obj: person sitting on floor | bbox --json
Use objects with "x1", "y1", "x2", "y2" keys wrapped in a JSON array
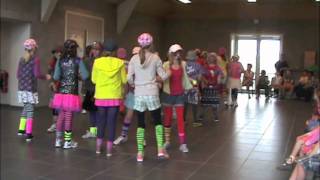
[
  {"x1": 278, "y1": 88, "x2": 320, "y2": 172},
  {"x1": 289, "y1": 143, "x2": 319, "y2": 180},
  {"x1": 256, "y1": 70, "x2": 270, "y2": 99},
  {"x1": 294, "y1": 70, "x2": 314, "y2": 101}
]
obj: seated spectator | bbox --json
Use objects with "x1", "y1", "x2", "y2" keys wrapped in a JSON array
[
  {"x1": 289, "y1": 143, "x2": 319, "y2": 180},
  {"x1": 278, "y1": 88, "x2": 320, "y2": 172},
  {"x1": 294, "y1": 70, "x2": 314, "y2": 101},
  {"x1": 271, "y1": 72, "x2": 283, "y2": 98},
  {"x1": 242, "y1": 64, "x2": 254, "y2": 98},
  {"x1": 279, "y1": 126, "x2": 319, "y2": 169},
  {"x1": 280, "y1": 69, "x2": 294, "y2": 98},
  {"x1": 256, "y1": 70, "x2": 270, "y2": 99}
]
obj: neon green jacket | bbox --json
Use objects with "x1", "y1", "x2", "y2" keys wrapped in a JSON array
[{"x1": 92, "y1": 56, "x2": 127, "y2": 99}]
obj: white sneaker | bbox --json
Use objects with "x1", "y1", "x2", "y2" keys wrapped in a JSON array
[
  {"x1": 63, "y1": 141, "x2": 78, "y2": 149},
  {"x1": 47, "y1": 123, "x2": 56, "y2": 133},
  {"x1": 81, "y1": 110, "x2": 87, "y2": 114},
  {"x1": 113, "y1": 136, "x2": 128, "y2": 145},
  {"x1": 106, "y1": 153, "x2": 112, "y2": 157},
  {"x1": 179, "y1": 144, "x2": 189, "y2": 153},
  {"x1": 136, "y1": 153, "x2": 144, "y2": 162},
  {"x1": 233, "y1": 102, "x2": 238, "y2": 108},
  {"x1": 82, "y1": 130, "x2": 96, "y2": 139},
  {"x1": 224, "y1": 101, "x2": 233, "y2": 106},
  {"x1": 55, "y1": 139, "x2": 63, "y2": 148}
]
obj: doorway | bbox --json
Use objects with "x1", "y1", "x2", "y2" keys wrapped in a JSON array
[
  {"x1": 0, "y1": 20, "x2": 31, "y2": 106},
  {"x1": 231, "y1": 34, "x2": 282, "y2": 79}
]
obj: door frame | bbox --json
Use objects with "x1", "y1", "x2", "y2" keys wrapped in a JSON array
[{"x1": 231, "y1": 33, "x2": 283, "y2": 83}]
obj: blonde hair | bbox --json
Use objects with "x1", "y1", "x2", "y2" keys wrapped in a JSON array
[
  {"x1": 168, "y1": 52, "x2": 182, "y2": 66},
  {"x1": 207, "y1": 52, "x2": 218, "y2": 64},
  {"x1": 139, "y1": 45, "x2": 154, "y2": 65}
]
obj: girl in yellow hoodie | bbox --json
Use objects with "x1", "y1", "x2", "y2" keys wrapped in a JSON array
[{"x1": 92, "y1": 40, "x2": 127, "y2": 156}]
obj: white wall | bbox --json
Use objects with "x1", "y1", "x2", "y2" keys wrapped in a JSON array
[{"x1": 0, "y1": 20, "x2": 31, "y2": 106}]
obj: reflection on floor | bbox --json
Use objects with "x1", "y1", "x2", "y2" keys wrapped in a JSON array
[{"x1": 1, "y1": 95, "x2": 313, "y2": 180}]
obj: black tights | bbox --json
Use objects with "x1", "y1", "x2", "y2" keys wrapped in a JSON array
[
  {"x1": 136, "y1": 108, "x2": 162, "y2": 128},
  {"x1": 231, "y1": 88, "x2": 238, "y2": 101}
]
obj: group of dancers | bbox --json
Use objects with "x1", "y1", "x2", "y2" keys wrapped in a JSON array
[{"x1": 17, "y1": 33, "x2": 247, "y2": 162}]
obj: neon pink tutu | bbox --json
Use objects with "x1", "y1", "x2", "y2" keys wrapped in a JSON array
[
  {"x1": 95, "y1": 99, "x2": 122, "y2": 107},
  {"x1": 52, "y1": 93, "x2": 82, "y2": 112}
]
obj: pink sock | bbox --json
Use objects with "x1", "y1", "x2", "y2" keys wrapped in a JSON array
[
  {"x1": 96, "y1": 138, "x2": 103, "y2": 151},
  {"x1": 26, "y1": 119, "x2": 33, "y2": 134},
  {"x1": 179, "y1": 133, "x2": 185, "y2": 144},
  {"x1": 106, "y1": 141, "x2": 113, "y2": 154}
]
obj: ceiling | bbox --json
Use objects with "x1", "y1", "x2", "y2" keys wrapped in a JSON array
[
  {"x1": 133, "y1": 0, "x2": 319, "y2": 19},
  {"x1": 104, "y1": 0, "x2": 319, "y2": 19}
]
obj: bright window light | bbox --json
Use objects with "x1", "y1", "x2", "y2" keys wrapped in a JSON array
[
  {"x1": 247, "y1": 0, "x2": 257, "y2": 2},
  {"x1": 316, "y1": 0, "x2": 320, "y2": 2},
  {"x1": 177, "y1": 0, "x2": 192, "y2": 4}
]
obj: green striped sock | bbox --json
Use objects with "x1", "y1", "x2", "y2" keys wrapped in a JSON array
[
  {"x1": 90, "y1": 127, "x2": 97, "y2": 136},
  {"x1": 136, "y1": 128, "x2": 145, "y2": 153},
  {"x1": 155, "y1": 125, "x2": 164, "y2": 149},
  {"x1": 18, "y1": 117, "x2": 27, "y2": 131},
  {"x1": 64, "y1": 131, "x2": 72, "y2": 142}
]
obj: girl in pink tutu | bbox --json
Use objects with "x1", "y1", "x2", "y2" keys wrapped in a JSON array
[{"x1": 52, "y1": 39, "x2": 89, "y2": 149}]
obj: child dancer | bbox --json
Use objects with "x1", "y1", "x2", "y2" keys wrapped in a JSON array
[
  {"x1": 82, "y1": 42, "x2": 103, "y2": 139},
  {"x1": 92, "y1": 40, "x2": 127, "y2": 156},
  {"x1": 226, "y1": 55, "x2": 244, "y2": 107},
  {"x1": 162, "y1": 44, "x2": 192, "y2": 153},
  {"x1": 242, "y1": 64, "x2": 254, "y2": 99},
  {"x1": 184, "y1": 50, "x2": 205, "y2": 127},
  {"x1": 17, "y1": 39, "x2": 50, "y2": 142},
  {"x1": 217, "y1": 47, "x2": 229, "y2": 95},
  {"x1": 199, "y1": 52, "x2": 223, "y2": 122},
  {"x1": 128, "y1": 33, "x2": 169, "y2": 162},
  {"x1": 114, "y1": 47, "x2": 141, "y2": 145},
  {"x1": 47, "y1": 47, "x2": 62, "y2": 133},
  {"x1": 52, "y1": 39, "x2": 89, "y2": 149}
]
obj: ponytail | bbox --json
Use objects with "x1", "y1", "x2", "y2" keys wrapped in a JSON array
[{"x1": 139, "y1": 47, "x2": 146, "y2": 65}]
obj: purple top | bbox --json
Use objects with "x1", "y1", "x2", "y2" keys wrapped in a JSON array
[
  {"x1": 186, "y1": 61, "x2": 205, "y2": 80},
  {"x1": 17, "y1": 57, "x2": 46, "y2": 92}
]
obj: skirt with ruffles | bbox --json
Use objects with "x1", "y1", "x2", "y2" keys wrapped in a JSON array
[{"x1": 52, "y1": 93, "x2": 82, "y2": 112}]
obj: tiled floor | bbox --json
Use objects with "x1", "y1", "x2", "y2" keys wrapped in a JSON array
[{"x1": 1, "y1": 95, "x2": 313, "y2": 180}]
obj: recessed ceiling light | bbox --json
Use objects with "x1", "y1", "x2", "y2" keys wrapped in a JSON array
[
  {"x1": 247, "y1": 0, "x2": 257, "y2": 2},
  {"x1": 177, "y1": 0, "x2": 192, "y2": 4}
]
